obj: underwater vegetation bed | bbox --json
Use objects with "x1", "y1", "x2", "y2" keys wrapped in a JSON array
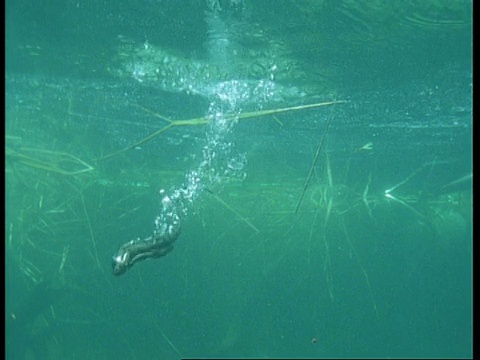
[{"x1": 6, "y1": 77, "x2": 471, "y2": 358}]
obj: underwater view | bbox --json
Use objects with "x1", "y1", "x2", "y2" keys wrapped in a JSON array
[{"x1": 5, "y1": 0, "x2": 472, "y2": 359}]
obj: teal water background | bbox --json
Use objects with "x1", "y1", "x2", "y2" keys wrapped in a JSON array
[{"x1": 6, "y1": 1, "x2": 472, "y2": 359}]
